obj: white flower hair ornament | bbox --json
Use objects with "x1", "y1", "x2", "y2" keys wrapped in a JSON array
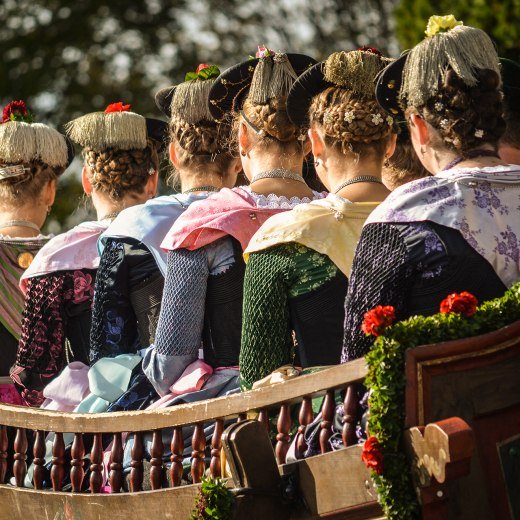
[
  {"x1": 386, "y1": 115, "x2": 394, "y2": 126},
  {"x1": 474, "y1": 129, "x2": 484, "y2": 138},
  {"x1": 323, "y1": 111, "x2": 335, "y2": 125},
  {"x1": 371, "y1": 113, "x2": 384, "y2": 125},
  {"x1": 344, "y1": 111, "x2": 355, "y2": 123}
]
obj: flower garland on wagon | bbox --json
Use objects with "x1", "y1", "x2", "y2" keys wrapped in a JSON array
[{"x1": 361, "y1": 283, "x2": 520, "y2": 519}]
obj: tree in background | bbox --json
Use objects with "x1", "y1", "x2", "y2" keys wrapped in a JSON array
[
  {"x1": 394, "y1": 0, "x2": 520, "y2": 59},
  {"x1": 0, "y1": 0, "x2": 397, "y2": 231}
]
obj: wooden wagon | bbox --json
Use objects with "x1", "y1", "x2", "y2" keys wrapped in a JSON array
[{"x1": 1, "y1": 319, "x2": 519, "y2": 519}]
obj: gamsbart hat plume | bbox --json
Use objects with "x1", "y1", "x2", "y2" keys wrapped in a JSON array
[
  {"x1": 66, "y1": 102, "x2": 168, "y2": 153},
  {"x1": 0, "y1": 100, "x2": 74, "y2": 180},
  {"x1": 376, "y1": 15, "x2": 500, "y2": 116},
  {"x1": 287, "y1": 47, "x2": 390, "y2": 128},
  {"x1": 208, "y1": 46, "x2": 317, "y2": 122},
  {"x1": 155, "y1": 64, "x2": 222, "y2": 124}
]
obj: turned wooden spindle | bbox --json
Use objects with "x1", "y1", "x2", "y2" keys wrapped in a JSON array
[
  {"x1": 150, "y1": 429, "x2": 164, "y2": 490},
  {"x1": 276, "y1": 403, "x2": 292, "y2": 464},
  {"x1": 32, "y1": 430, "x2": 46, "y2": 490},
  {"x1": 191, "y1": 423, "x2": 206, "y2": 484},
  {"x1": 89, "y1": 432, "x2": 103, "y2": 493},
  {"x1": 129, "y1": 431, "x2": 144, "y2": 492},
  {"x1": 257, "y1": 408, "x2": 270, "y2": 432},
  {"x1": 210, "y1": 419, "x2": 224, "y2": 478},
  {"x1": 170, "y1": 427, "x2": 184, "y2": 487},
  {"x1": 51, "y1": 432, "x2": 66, "y2": 491},
  {"x1": 319, "y1": 389, "x2": 335, "y2": 454},
  {"x1": 13, "y1": 428, "x2": 28, "y2": 487},
  {"x1": 0, "y1": 425, "x2": 8, "y2": 484},
  {"x1": 70, "y1": 433, "x2": 85, "y2": 492},
  {"x1": 109, "y1": 432, "x2": 124, "y2": 493},
  {"x1": 296, "y1": 396, "x2": 314, "y2": 457},
  {"x1": 342, "y1": 384, "x2": 359, "y2": 447}
]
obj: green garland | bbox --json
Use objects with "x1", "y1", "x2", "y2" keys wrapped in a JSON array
[
  {"x1": 364, "y1": 283, "x2": 520, "y2": 519},
  {"x1": 190, "y1": 477, "x2": 234, "y2": 520}
]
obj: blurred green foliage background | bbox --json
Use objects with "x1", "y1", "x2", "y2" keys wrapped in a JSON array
[{"x1": 0, "y1": 0, "x2": 518, "y2": 232}]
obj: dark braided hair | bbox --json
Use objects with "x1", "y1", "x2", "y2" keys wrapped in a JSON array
[{"x1": 416, "y1": 68, "x2": 506, "y2": 154}]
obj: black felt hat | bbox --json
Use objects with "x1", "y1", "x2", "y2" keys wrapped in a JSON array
[
  {"x1": 501, "y1": 57, "x2": 520, "y2": 111},
  {"x1": 374, "y1": 52, "x2": 408, "y2": 118},
  {"x1": 145, "y1": 118, "x2": 169, "y2": 152},
  {"x1": 286, "y1": 62, "x2": 331, "y2": 128},
  {"x1": 207, "y1": 52, "x2": 317, "y2": 122},
  {"x1": 155, "y1": 86, "x2": 176, "y2": 118}
]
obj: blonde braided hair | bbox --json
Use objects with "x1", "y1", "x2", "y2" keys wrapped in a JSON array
[{"x1": 310, "y1": 87, "x2": 396, "y2": 154}]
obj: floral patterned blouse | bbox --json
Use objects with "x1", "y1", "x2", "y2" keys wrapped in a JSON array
[
  {"x1": 240, "y1": 243, "x2": 348, "y2": 389},
  {"x1": 11, "y1": 269, "x2": 96, "y2": 406}
]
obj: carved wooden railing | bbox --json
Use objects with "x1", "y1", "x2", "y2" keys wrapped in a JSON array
[{"x1": 0, "y1": 359, "x2": 367, "y2": 496}]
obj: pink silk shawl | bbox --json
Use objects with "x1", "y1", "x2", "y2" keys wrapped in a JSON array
[
  {"x1": 161, "y1": 187, "x2": 295, "y2": 251},
  {"x1": 19, "y1": 220, "x2": 109, "y2": 294}
]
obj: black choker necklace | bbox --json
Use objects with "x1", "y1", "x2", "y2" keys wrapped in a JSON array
[{"x1": 442, "y1": 149, "x2": 500, "y2": 171}]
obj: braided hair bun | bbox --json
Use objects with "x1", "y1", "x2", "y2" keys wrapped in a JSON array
[
  {"x1": 418, "y1": 68, "x2": 506, "y2": 153},
  {"x1": 310, "y1": 87, "x2": 396, "y2": 154},
  {"x1": 84, "y1": 138, "x2": 159, "y2": 200}
]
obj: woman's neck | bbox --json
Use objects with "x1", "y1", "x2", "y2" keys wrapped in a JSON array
[
  {"x1": 431, "y1": 145, "x2": 507, "y2": 174},
  {"x1": 179, "y1": 169, "x2": 224, "y2": 193},
  {"x1": 0, "y1": 202, "x2": 47, "y2": 237},
  {"x1": 245, "y1": 151, "x2": 314, "y2": 198},
  {"x1": 328, "y1": 156, "x2": 390, "y2": 202},
  {"x1": 91, "y1": 191, "x2": 145, "y2": 221}
]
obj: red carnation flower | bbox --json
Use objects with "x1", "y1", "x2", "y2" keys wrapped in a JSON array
[
  {"x1": 361, "y1": 305, "x2": 396, "y2": 336},
  {"x1": 357, "y1": 46, "x2": 383, "y2": 57},
  {"x1": 2, "y1": 100, "x2": 30, "y2": 123},
  {"x1": 361, "y1": 436, "x2": 384, "y2": 475},
  {"x1": 196, "y1": 63, "x2": 210, "y2": 73},
  {"x1": 440, "y1": 291, "x2": 478, "y2": 318},
  {"x1": 105, "y1": 102, "x2": 131, "y2": 113}
]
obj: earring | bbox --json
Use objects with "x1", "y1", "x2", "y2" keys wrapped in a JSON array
[
  {"x1": 314, "y1": 159, "x2": 321, "y2": 167},
  {"x1": 420, "y1": 145, "x2": 426, "y2": 155},
  {"x1": 47, "y1": 206, "x2": 51, "y2": 215},
  {"x1": 240, "y1": 150, "x2": 246, "y2": 157}
]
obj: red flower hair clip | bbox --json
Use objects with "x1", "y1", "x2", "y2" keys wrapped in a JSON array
[
  {"x1": 105, "y1": 102, "x2": 131, "y2": 113},
  {"x1": 2, "y1": 100, "x2": 34, "y2": 124},
  {"x1": 361, "y1": 305, "x2": 396, "y2": 336},
  {"x1": 440, "y1": 291, "x2": 478, "y2": 318},
  {"x1": 357, "y1": 46, "x2": 383, "y2": 57},
  {"x1": 362, "y1": 436, "x2": 384, "y2": 475}
]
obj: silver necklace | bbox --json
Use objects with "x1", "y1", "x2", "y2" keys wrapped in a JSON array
[
  {"x1": 182, "y1": 186, "x2": 220, "y2": 194},
  {"x1": 251, "y1": 169, "x2": 306, "y2": 184},
  {"x1": 333, "y1": 175, "x2": 383, "y2": 194},
  {"x1": 0, "y1": 220, "x2": 40, "y2": 232}
]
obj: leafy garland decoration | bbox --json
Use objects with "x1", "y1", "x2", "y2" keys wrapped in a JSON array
[
  {"x1": 185, "y1": 64, "x2": 221, "y2": 82},
  {"x1": 362, "y1": 283, "x2": 520, "y2": 519},
  {"x1": 190, "y1": 476, "x2": 234, "y2": 520}
]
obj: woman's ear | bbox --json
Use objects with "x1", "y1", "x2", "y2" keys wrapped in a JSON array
[
  {"x1": 81, "y1": 164, "x2": 93, "y2": 195},
  {"x1": 238, "y1": 121, "x2": 251, "y2": 155},
  {"x1": 385, "y1": 133, "x2": 398, "y2": 160},
  {"x1": 169, "y1": 142, "x2": 180, "y2": 170},
  {"x1": 409, "y1": 113, "x2": 430, "y2": 146},
  {"x1": 146, "y1": 170, "x2": 159, "y2": 198},
  {"x1": 308, "y1": 127, "x2": 325, "y2": 160},
  {"x1": 42, "y1": 178, "x2": 57, "y2": 207}
]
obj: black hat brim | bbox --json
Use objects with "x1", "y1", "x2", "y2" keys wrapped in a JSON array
[
  {"x1": 286, "y1": 62, "x2": 333, "y2": 128},
  {"x1": 155, "y1": 86, "x2": 176, "y2": 117},
  {"x1": 500, "y1": 57, "x2": 520, "y2": 111},
  {"x1": 65, "y1": 137, "x2": 75, "y2": 169},
  {"x1": 145, "y1": 118, "x2": 169, "y2": 152},
  {"x1": 208, "y1": 53, "x2": 317, "y2": 122},
  {"x1": 375, "y1": 52, "x2": 408, "y2": 118}
]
